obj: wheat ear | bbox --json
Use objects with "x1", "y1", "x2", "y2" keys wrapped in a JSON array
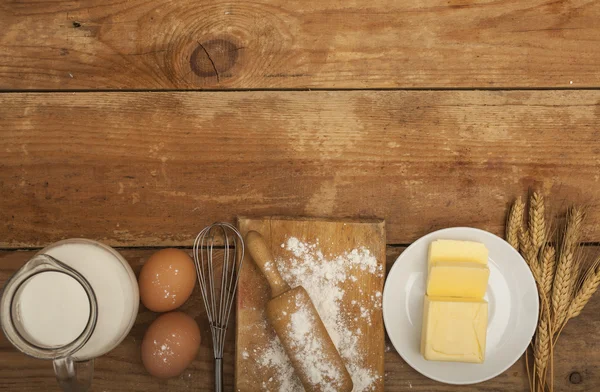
[
  {"x1": 520, "y1": 229, "x2": 542, "y2": 282},
  {"x1": 567, "y1": 258, "x2": 600, "y2": 320},
  {"x1": 529, "y1": 192, "x2": 546, "y2": 252},
  {"x1": 551, "y1": 207, "x2": 584, "y2": 328},
  {"x1": 507, "y1": 197, "x2": 525, "y2": 250},
  {"x1": 534, "y1": 303, "x2": 551, "y2": 388},
  {"x1": 539, "y1": 246, "x2": 556, "y2": 302}
]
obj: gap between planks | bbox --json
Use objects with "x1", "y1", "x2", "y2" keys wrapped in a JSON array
[{"x1": 2, "y1": 87, "x2": 600, "y2": 94}]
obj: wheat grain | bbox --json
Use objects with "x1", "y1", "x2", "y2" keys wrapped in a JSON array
[
  {"x1": 568, "y1": 259, "x2": 600, "y2": 320},
  {"x1": 552, "y1": 207, "x2": 584, "y2": 328},
  {"x1": 507, "y1": 197, "x2": 525, "y2": 251},
  {"x1": 529, "y1": 192, "x2": 546, "y2": 252}
]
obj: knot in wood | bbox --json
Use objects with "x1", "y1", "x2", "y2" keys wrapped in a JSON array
[
  {"x1": 569, "y1": 371, "x2": 582, "y2": 384},
  {"x1": 190, "y1": 39, "x2": 238, "y2": 80}
]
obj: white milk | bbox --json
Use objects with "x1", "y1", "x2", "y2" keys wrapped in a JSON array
[
  {"x1": 17, "y1": 240, "x2": 139, "y2": 361},
  {"x1": 16, "y1": 271, "x2": 90, "y2": 348}
]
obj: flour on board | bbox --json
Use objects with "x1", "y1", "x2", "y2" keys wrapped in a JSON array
[{"x1": 248, "y1": 237, "x2": 383, "y2": 392}]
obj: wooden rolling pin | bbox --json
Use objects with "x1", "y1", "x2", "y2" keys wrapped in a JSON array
[{"x1": 246, "y1": 231, "x2": 353, "y2": 392}]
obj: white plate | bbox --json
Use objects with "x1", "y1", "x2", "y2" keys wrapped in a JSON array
[{"x1": 383, "y1": 227, "x2": 538, "y2": 385}]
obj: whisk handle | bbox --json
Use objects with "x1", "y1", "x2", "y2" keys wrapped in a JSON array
[
  {"x1": 215, "y1": 358, "x2": 223, "y2": 392},
  {"x1": 246, "y1": 231, "x2": 291, "y2": 298}
]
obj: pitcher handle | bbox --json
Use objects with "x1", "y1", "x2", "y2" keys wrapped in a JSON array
[{"x1": 53, "y1": 357, "x2": 94, "y2": 392}]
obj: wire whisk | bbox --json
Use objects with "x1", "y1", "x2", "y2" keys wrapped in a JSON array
[{"x1": 193, "y1": 223, "x2": 244, "y2": 392}]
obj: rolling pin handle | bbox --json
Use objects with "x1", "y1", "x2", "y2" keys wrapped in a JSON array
[{"x1": 245, "y1": 231, "x2": 291, "y2": 298}]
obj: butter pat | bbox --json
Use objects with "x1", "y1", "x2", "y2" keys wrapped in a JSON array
[
  {"x1": 421, "y1": 296, "x2": 488, "y2": 363},
  {"x1": 428, "y1": 239, "x2": 488, "y2": 268},
  {"x1": 427, "y1": 262, "x2": 490, "y2": 299}
]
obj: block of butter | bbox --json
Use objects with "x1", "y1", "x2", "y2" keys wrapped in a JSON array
[
  {"x1": 427, "y1": 262, "x2": 490, "y2": 299},
  {"x1": 428, "y1": 239, "x2": 488, "y2": 268},
  {"x1": 421, "y1": 296, "x2": 488, "y2": 363}
]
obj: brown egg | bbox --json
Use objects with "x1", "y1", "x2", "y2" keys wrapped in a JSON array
[
  {"x1": 141, "y1": 312, "x2": 201, "y2": 378},
  {"x1": 139, "y1": 248, "x2": 196, "y2": 312}
]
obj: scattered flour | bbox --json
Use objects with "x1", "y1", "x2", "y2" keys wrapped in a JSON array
[
  {"x1": 154, "y1": 339, "x2": 175, "y2": 364},
  {"x1": 251, "y1": 237, "x2": 384, "y2": 392},
  {"x1": 258, "y1": 334, "x2": 303, "y2": 391},
  {"x1": 288, "y1": 296, "x2": 343, "y2": 390}
]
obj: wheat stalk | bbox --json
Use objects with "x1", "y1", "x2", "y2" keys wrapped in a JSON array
[
  {"x1": 551, "y1": 207, "x2": 584, "y2": 329},
  {"x1": 529, "y1": 192, "x2": 546, "y2": 252},
  {"x1": 567, "y1": 258, "x2": 600, "y2": 320},
  {"x1": 507, "y1": 197, "x2": 525, "y2": 250},
  {"x1": 530, "y1": 197, "x2": 551, "y2": 389}
]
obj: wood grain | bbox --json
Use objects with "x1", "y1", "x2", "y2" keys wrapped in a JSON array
[
  {"x1": 236, "y1": 217, "x2": 385, "y2": 391},
  {"x1": 1, "y1": 246, "x2": 599, "y2": 391},
  {"x1": 1, "y1": 0, "x2": 599, "y2": 89},
  {"x1": 1, "y1": 90, "x2": 600, "y2": 248}
]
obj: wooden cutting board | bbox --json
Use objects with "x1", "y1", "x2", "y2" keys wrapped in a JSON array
[{"x1": 235, "y1": 217, "x2": 386, "y2": 392}]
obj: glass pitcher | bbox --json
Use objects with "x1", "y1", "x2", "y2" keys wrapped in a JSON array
[{"x1": 0, "y1": 239, "x2": 139, "y2": 391}]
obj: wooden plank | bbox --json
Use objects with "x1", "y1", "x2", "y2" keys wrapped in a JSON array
[
  {"x1": 1, "y1": 90, "x2": 600, "y2": 248},
  {"x1": 1, "y1": 0, "x2": 599, "y2": 89},
  {"x1": 235, "y1": 217, "x2": 386, "y2": 392},
  {"x1": 1, "y1": 246, "x2": 599, "y2": 391}
]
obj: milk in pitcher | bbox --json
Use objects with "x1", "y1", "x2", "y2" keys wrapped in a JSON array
[{"x1": 15, "y1": 239, "x2": 139, "y2": 360}]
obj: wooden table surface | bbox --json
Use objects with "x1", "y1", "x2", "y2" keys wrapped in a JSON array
[{"x1": 1, "y1": 0, "x2": 599, "y2": 391}]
